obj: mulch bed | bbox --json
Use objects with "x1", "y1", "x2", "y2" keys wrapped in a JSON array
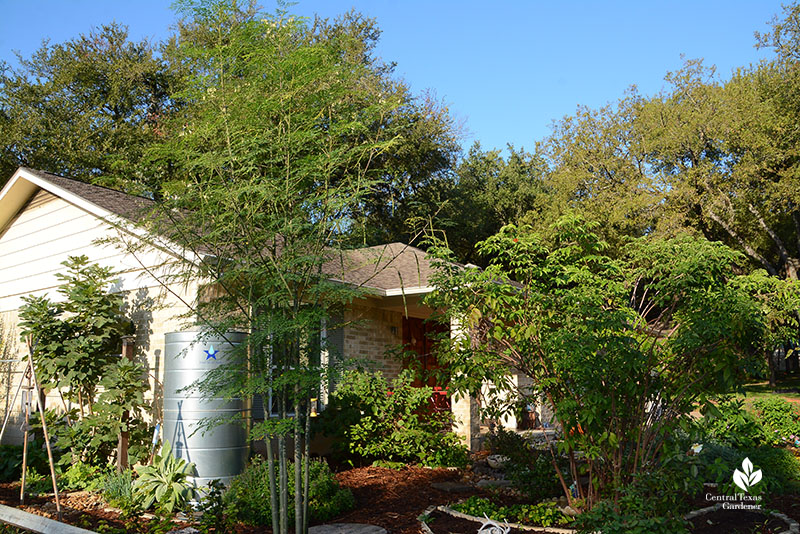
[
  {"x1": 1, "y1": 465, "x2": 481, "y2": 534},
  {"x1": 688, "y1": 509, "x2": 786, "y2": 534},
  {"x1": 3, "y1": 467, "x2": 800, "y2": 534},
  {"x1": 330, "y1": 466, "x2": 481, "y2": 534}
]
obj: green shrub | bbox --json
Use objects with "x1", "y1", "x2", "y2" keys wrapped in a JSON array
[
  {"x1": 225, "y1": 457, "x2": 354, "y2": 526},
  {"x1": 574, "y1": 498, "x2": 688, "y2": 534},
  {"x1": 699, "y1": 396, "x2": 767, "y2": 448},
  {"x1": 573, "y1": 441, "x2": 706, "y2": 534},
  {"x1": 752, "y1": 397, "x2": 800, "y2": 446},
  {"x1": 0, "y1": 445, "x2": 24, "y2": 482},
  {"x1": 101, "y1": 469, "x2": 136, "y2": 508},
  {"x1": 699, "y1": 442, "x2": 800, "y2": 495},
  {"x1": 0, "y1": 442, "x2": 50, "y2": 483},
  {"x1": 451, "y1": 496, "x2": 571, "y2": 527},
  {"x1": 60, "y1": 461, "x2": 109, "y2": 492},
  {"x1": 196, "y1": 480, "x2": 233, "y2": 534},
  {"x1": 486, "y1": 427, "x2": 564, "y2": 502},
  {"x1": 319, "y1": 369, "x2": 469, "y2": 467},
  {"x1": 133, "y1": 441, "x2": 195, "y2": 513},
  {"x1": 22, "y1": 467, "x2": 53, "y2": 497}
]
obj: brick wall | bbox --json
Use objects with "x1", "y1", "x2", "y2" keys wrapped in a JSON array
[{"x1": 343, "y1": 300, "x2": 405, "y2": 379}]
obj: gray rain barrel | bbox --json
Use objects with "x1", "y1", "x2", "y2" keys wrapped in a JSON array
[{"x1": 163, "y1": 331, "x2": 250, "y2": 488}]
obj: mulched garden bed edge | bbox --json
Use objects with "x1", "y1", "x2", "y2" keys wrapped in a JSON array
[
  {"x1": 423, "y1": 505, "x2": 577, "y2": 534},
  {"x1": 685, "y1": 503, "x2": 800, "y2": 534},
  {"x1": 422, "y1": 502, "x2": 800, "y2": 534}
]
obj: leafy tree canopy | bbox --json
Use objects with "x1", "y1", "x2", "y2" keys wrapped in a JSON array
[{"x1": 0, "y1": 24, "x2": 178, "y2": 193}]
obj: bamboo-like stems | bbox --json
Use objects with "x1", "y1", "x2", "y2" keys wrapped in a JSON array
[
  {"x1": 267, "y1": 435, "x2": 279, "y2": 534},
  {"x1": 303, "y1": 400, "x2": 311, "y2": 534},
  {"x1": 294, "y1": 394, "x2": 302, "y2": 534}
]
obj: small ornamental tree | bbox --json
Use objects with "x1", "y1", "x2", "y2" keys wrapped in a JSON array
[
  {"x1": 426, "y1": 215, "x2": 764, "y2": 511},
  {"x1": 19, "y1": 255, "x2": 131, "y2": 417}
]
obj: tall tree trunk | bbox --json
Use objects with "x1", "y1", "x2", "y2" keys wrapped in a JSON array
[
  {"x1": 267, "y1": 435, "x2": 279, "y2": 534},
  {"x1": 279, "y1": 390, "x2": 288, "y2": 534},
  {"x1": 303, "y1": 400, "x2": 311, "y2": 534},
  {"x1": 768, "y1": 348, "x2": 777, "y2": 389},
  {"x1": 294, "y1": 396, "x2": 303, "y2": 534}
]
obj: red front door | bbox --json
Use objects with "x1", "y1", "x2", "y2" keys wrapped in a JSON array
[{"x1": 402, "y1": 316, "x2": 450, "y2": 411}]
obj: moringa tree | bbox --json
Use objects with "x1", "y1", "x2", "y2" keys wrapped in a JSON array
[{"x1": 128, "y1": 1, "x2": 444, "y2": 532}]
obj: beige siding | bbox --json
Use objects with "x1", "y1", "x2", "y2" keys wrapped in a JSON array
[{"x1": 0, "y1": 190, "x2": 196, "y2": 444}]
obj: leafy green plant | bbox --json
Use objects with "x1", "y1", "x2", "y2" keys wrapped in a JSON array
[
  {"x1": 60, "y1": 461, "x2": 109, "y2": 492},
  {"x1": 752, "y1": 397, "x2": 800, "y2": 446},
  {"x1": 19, "y1": 255, "x2": 131, "y2": 417},
  {"x1": 427, "y1": 218, "x2": 766, "y2": 510},
  {"x1": 486, "y1": 427, "x2": 564, "y2": 502},
  {"x1": 451, "y1": 496, "x2": 572, "y2": 527},
  {"x1": 0, "y1": 442, "x2": 50, "y2": 483},
  {"x1": 99, "y1": 468, "x2": 136, "y2": 510},
  {"x1": 573, "y1": 498, "x2": 688, "y2": 534},
  {"x1": 22, "y1": 467, "x2": 52, "y2": 497},
  {"x1": 225, "y1": 457, "x2": 354, "y2": 526},
  {"x1": 195, "y1": 480, "x2": 232, "y2": 534},
  {"x1": 699, "y1": 442, "x2": 800, "y2": 495},
  {"x1": 699, "y1": 396, "x2": 767, "y2": 448},
  {"x1": 133, "y1": 441, "x2": 195, "y2": 513},
  {"x1": 319, "y1": 368, "x2": 469, "y2": 467},
  {"x1": 0, "y1": 445, "x2": 22, "y2": 483}
]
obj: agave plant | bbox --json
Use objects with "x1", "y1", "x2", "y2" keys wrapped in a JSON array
[{"x1": 133, "y1": 440, "x2": 196, "y2": 513}]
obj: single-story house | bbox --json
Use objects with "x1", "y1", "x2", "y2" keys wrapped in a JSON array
[{"x1": 0, "y1": 167, "x2": 534, "y2": 451}]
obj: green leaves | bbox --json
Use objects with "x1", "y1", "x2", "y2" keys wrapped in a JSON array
[
  {"x1": 428, "y1": 214, "x2": 767, "y2": 509},
  {"x1": 0, "y1": 23, "x2": 177, "y2": 192},
  {"x1": 133, "y1": 440, "x2": 196, "y2": 513},
  {"x1": 19, "y1": 255, "x2": 131, "y2": 406}
]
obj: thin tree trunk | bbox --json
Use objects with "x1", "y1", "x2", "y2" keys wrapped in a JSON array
[
  {"x1": 768, "y1": 348, "x2": 777, "y2": 389},
  {"x1": 294, "y1": 396, "x2": 302, "y2": 534},
  {"x1": 266, "y1": 435, "x2": 279, "y2": 534},
  {"x1": 303, "y1": 401, "x2": 311, "y2": 534},
  {"x1": 279, "y1": 390, "x2": 288, "y2": 534}
]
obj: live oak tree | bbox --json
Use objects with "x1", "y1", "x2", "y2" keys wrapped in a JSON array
[{"x1": 0, "y1": 24, "x2": 179, "y2": 193}]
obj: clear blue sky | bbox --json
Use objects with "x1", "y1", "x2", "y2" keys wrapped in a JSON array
[{"x1": 0, "y1": 1, "x2": 786, "y2": 154}]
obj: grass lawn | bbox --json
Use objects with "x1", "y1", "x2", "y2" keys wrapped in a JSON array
[{"x1": 741, "y1": 374, "x2": 800, "y2": 406}]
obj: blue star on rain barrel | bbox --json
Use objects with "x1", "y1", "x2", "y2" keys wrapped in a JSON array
[{"x1": 204, "y1": 345, "x2": 218, "y2": 360}]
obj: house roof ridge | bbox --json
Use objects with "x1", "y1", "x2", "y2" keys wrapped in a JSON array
[{"x1": 20, "y1": 167, "x2": 155, "y2": 203}]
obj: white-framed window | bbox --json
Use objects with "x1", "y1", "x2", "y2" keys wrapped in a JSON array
[{"x1": 253, "y1": 318, "x2": 331, "y2": 419}]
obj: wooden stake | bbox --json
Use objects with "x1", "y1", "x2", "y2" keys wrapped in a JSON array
[
  {"x1": 25, "y1": 336, "x2": 62, "y2": 521},
  {"x1": 19, "y1": 366, "x2": 30, "y2": 504}
]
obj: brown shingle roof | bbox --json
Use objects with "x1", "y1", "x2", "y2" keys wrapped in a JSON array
[
  {"x1": 326, "y1": 242, "x2": 438, "y2": 292},
  {"x1": 22, "y1": 167, "x2": 154, "y2": 222},
  {"x1": 22, "y1": 169, "x2": 441, "y2": 294}
]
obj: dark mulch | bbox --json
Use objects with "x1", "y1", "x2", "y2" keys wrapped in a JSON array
[
  {"x1": 0, "y1": 483, "x2": 178, "y2": 532},
  {"x1": 688, "y1": 509, "x2": 786, "y2": 534},
  {"x1": 331, "y1": 466, "x2": 481, "y2": 534}
]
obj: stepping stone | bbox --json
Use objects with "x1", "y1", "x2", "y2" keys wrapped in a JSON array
[
  {"x1": 309, "y1": 524, "x2": 387, "y2": 534},
  {"x1": 431, "y1": 481, "x2": 473, "y2": 493}
]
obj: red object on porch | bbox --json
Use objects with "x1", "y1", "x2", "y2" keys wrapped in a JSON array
[{"x1": 402, "y1": 316, "x2": 451, "y2": 412}]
